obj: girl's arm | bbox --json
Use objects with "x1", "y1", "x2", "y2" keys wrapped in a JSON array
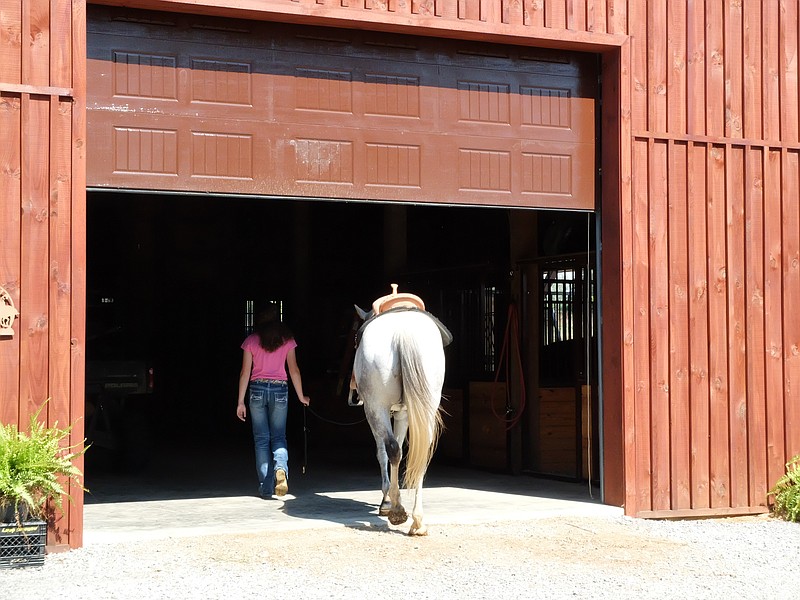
[
  {"x1": 287, "y1": 347, "x2": 311, "y2": 406},
  {"x1": 236, "y1": 350, "x2": 253, "y2": 421}
]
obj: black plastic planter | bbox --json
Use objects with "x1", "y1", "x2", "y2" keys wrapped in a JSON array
[{"x1": 0, "y1": 521, "x2": 46, "y2": 569}]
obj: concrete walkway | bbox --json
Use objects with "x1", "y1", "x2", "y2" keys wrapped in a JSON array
[{"x1": 83, "y1": 458, "x2": 622, "y2": 544}]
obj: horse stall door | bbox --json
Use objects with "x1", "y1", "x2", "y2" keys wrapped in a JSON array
[
  {"x1": 518, "y1": 254, "x2": 594, "y2": 481},
  {"x1": 468, "y1": 381, "x2": 509, "y2": 471},
  {"x1": 537, "y1": 387, "x2": 579, "y2": 478}
]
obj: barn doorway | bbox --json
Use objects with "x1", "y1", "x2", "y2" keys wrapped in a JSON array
[
  {"x1": 82, "y1": 191, "x2": 599, "y2": 502},
  {"x1": 83, "y1": 4, "x2": 602, "y2": 504}
]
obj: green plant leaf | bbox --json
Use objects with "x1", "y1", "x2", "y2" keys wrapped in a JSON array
[
  {"x1": 769, "y1": 455, "x2": 800, "y2": 523},
  {"x1": 0, "y1": 398, "x2": 88, "y2": 523}
]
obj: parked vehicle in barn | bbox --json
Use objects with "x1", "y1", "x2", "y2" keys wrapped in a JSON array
[{"x1": 85, "y1": 291, "x2": 155, "y2": 472}]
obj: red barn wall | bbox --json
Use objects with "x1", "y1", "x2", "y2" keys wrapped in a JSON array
[
  {"x1": 2, "y1": 0, "x2": 799, "y2": 547},
  {"x1": 0, "y1": 0, "x2": 87, "y2": 549},
  {"x1": 619, "y1": 1, "x2": 800, "y2": 518}
]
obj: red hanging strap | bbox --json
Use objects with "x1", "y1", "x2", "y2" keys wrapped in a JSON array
[{"x1": 489, "y1": 303, "x2": 526, "y2": 431}]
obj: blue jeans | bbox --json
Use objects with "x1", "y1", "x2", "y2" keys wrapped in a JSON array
[{"x1": 248, "y1": 380, "x2": 289, "y2": 497}]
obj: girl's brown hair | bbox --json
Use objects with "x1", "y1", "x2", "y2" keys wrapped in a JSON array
[{"x1": 255, "y1": 303, "x2": 293, "y2": 352}]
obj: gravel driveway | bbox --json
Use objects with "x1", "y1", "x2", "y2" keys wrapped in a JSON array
[
  {"x1": 5, "y1": 453, "x2": 798, "y2": 599},
  {"x1": 5, "y1": 511, "x2": 797, "y2": 599}
]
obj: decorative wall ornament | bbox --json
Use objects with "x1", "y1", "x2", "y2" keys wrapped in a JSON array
[{"x1": 0, "y1": 285, "x2": 19, "y2": 337}]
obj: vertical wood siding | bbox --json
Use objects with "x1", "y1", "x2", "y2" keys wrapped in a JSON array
[
  {"x1": 0, "y1": 0, "x2": 85, "y2": 548},
  {"x1": 624, "y1": 1, "x2": 800, "y2": 516}
]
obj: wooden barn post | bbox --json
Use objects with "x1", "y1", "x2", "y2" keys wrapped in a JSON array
[{"x1": 0, "y1": 0, "x2": 87, "y2": 549}]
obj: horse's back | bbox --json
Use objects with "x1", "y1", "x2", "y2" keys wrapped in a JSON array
[
  {"x1": 354, "y1": 309, "x2": 445, "y2": 397},
  {"x1": 359, "y1": 310, "x2": 444, "y2": 354}
]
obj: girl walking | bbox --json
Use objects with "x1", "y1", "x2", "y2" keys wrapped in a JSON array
[{"x1": 237, "y1": 303, "x2": 310, "y2": 498}]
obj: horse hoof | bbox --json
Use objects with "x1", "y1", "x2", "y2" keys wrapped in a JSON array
[
  {"x1": 389, "y1": 510, "x2": 408, "y2": 525},
  {"x1": 408, "y1": 516, "x2": 427, "y2": 536},
  {"x1": 379, "y1": 500, "x2": 391, "y2": 516}
]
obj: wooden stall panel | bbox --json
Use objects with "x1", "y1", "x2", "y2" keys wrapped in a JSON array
[
  {"x1": 537, "y1": 387, "x2": 577, "y2": 478},
  {"x1": 468, "y1": 382, "x2": 508, "y2": 471},
  {"x1": 86, "y1": 6, "x2": 597, "y2": 210}
]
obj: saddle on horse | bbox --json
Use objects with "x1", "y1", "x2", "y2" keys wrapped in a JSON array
[
  {"x1": 348, "y1": 284, "x2": 452, "y2": 406},
  {"x1": 371, "y1": 283, "x2": 425, "y2": 314},
  {"x1": 362, "y1": 284, "x2": 452, "y2": 347}
]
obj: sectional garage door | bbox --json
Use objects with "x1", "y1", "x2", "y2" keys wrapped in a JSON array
[{"x1": 87, "y1": 6, "x2": 597, "y2": 209}]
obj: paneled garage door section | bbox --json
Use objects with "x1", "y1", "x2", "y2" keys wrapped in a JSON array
[{"x1": 87, "y1": 6, "x2": 597, "y2": 209}]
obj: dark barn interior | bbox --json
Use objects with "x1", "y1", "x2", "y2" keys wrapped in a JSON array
[{"x1": 83, "y1": 190, "x2": 598, "y2": 499}]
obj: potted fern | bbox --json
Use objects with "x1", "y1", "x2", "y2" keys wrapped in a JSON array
[
  {"x1": 769, "y1": 455, "x2": 800, "y2": 523},
  {"x1": 0, "y1": 400, "x2": 86, "y2": 567}
]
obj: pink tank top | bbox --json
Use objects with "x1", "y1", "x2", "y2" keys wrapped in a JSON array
[{"x1": 242, "y1": 334, "x2": 297, "y2": 381}]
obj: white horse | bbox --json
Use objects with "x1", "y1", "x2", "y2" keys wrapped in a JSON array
[{"x1": 352, "y1": 305, "x2": 448, "y2": 536}]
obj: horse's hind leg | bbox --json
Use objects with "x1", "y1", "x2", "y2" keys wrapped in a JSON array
[
  {"x1": 385, "y1": 408, "x2": 408, "y2": 525},
  {"x1": 374, "y1": 435, "x2": 407, "y2": 525},
  {"x1": 406, "y1": 418, "x2": 436, "y2": 536},
  {"x1": 370, "y1": 428, "x2": 392, "y2": 515},
  {"x1": 365, "y1": 409, "x2": 404, "y2": 521},
  {"x1": 408, "y1": 481, "x2": 427, "y2": 536},
  {"x1": 385, "y1": 437, "x2": 407, "y2": 525}
]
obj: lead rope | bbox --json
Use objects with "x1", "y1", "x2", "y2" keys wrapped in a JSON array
[
  {"x1": 489, "y1": 303, "x2": 526, "y2": 431},
  {"x1": 302, "y1": 405, "x2": 308, "y2": 474},
  {"x1": 300, "y1": 404, "x2": 367, "y2": 475}
]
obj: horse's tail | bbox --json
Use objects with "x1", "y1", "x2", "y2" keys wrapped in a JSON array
[{"x1": 396, "y1": 331, "x2": 443, "y2": 491}]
